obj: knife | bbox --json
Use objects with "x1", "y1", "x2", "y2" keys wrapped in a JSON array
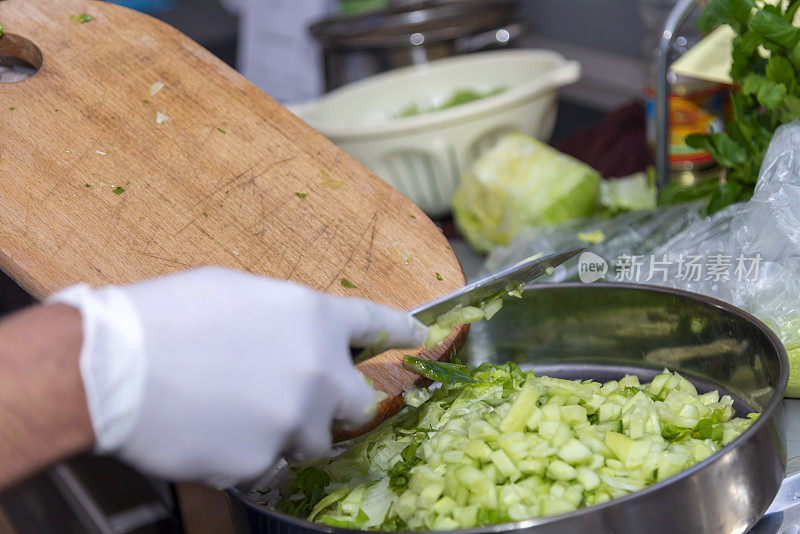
[
  {"x1": 352, "y1": 247, "x2": 583, "y2": 363},
  {"x1": 410, "y1": 247, "x2": 584, "y2": 326}
]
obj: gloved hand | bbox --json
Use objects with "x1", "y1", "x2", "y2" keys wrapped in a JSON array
[{"x1": 48, "y1": 267, "x2": 427, "y2": 488}]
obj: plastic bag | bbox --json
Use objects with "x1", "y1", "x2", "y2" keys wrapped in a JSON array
[{"x1": 484, "y1": 121, "x2": 800, "y2": 396}]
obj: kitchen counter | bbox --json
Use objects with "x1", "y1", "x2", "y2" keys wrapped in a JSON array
[{"x1": 785, "y1": 400, "x2": 800, "y2": 468}]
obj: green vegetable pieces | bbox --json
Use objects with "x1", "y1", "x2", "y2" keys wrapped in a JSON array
[
  {"x1": 396, "y1": 86, "x2": 506, "y2": 118},
  {"x1": 453, "y1": 133, "x2": 600, "y2": 253},
  {"x1": 70, "y1": 13, "x2": 94, "y2": 23},
  {"x1": 276, "y1": 365, "x2": 758, "y2": 530},
  {"x1": 277, "y1": 467, "x2": 331, "y2": 518}
]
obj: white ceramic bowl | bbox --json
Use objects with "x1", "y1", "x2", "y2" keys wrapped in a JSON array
[{"x1": 290, "y1": 49, "x2": 581, "y2": 216}]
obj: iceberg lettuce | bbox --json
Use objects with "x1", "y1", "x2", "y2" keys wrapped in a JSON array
[{"x1": 453, "y1": 133, "x2": 601, "y2": 253}]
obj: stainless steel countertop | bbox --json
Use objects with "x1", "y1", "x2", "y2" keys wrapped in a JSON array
[{"x1": 785, "y1": 400, "x2": 800, "y2": 463}]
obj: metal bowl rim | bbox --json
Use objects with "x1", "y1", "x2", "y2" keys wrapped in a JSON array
[{"x1": 227, "y1": 282, "x2": 788, "y2": 533}]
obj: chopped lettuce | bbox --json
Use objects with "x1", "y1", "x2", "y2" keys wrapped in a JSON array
[
  {"x1": 422, "y1": 277, "x2": 532, "y2": 349},
  {"x1": 598, "y1": 171, "x2": 657, "y2": 215},
  {"x1": 396, "y1": 86, "x2": 507, "y2": 118},
  {"x1": 277, "y1": 365, "x2": 757, "y2": 530},
  {"x1": 577, "y1": 230, "x2": 606, "y2": 244},
  {"x1": 278, "y1": 368, "x2": 758, "y2": 531}
]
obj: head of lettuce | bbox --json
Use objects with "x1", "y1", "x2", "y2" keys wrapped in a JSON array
[{"x1": 453, "y1": 133, "x2": 601, "y2": 253}]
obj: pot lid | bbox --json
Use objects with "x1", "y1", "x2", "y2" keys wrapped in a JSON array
[{"x1": 310, "y1": 0, "x2": 518, "y2": 49}]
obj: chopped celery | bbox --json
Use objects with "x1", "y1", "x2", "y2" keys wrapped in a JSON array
[
  {"x1": 423, "y1": 285, "x2": 525, "y2": 348},
  {"x1": 403, "y1": 386, "x2": 433, "y2": 407},
  {"x1": 277, "y1": 367, "x2": 758, "y2": 530}
]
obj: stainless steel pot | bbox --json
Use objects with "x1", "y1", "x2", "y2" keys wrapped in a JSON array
[
  {"x1": 310, "y1": 1, "x2": 523, "y2": 91},
  {"x1": 227, "y1": 283, "x2": 788, "y2": 533}
]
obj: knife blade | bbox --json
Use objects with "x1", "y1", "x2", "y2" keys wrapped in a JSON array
[{"x1": 410, "y1": 247, "x2": 584, "y2": 326}]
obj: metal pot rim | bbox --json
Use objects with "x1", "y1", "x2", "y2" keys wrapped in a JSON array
[
  {"x1": 309, "y1": 0, "x2": 517, "y2": 50},
  {"x1": 227, "y1": 282, "x2": 789, "y2": 533}
]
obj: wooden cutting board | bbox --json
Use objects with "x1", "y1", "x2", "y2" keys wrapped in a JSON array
[{"x1": 0, "y1": 0, "x2": 468, "y2": 432}]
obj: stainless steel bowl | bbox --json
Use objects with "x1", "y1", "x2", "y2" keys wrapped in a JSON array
[{"x1": 227, "y1": 283, "x2": 788, "y2": 533}]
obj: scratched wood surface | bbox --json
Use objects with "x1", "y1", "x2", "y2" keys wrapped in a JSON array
[{"x1": 0, "y1": 0, "x2": 468, "y2": 431}]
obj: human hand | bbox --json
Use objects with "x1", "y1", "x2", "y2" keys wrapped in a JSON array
[{"x1": 50, "y1": 267, "x2": 427, "y2": 488}]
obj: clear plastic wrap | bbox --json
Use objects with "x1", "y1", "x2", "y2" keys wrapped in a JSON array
[{"x1": 484, "y1": 121, "x2": 800, "y2": 396}]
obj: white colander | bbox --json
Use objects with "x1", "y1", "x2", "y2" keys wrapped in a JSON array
[{"x1": 290, "y1": 49, "x2": 581, "y2": 216}]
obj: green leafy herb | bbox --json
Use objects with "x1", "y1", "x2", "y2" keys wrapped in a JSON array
[
  {"x1": 388, "y1": 443, "x2": 423, "y2": 491},
  {"x1": 477, "y1": 508, "x2": 513, "y2": 527},
  {"x1": 8, "y1": 107, "x2": 14, "y2": 111},
  {"x1": 435, "y1": 272, "x2": 443, "y2": 281},
  {"x1": 217, "y1": 128, "x2": 226, "y2": 134},
  {"x1": 84, "y1": 183, "x2": 91, "y2": 188},
  {"x1": 666, "y1": 0, "x2": 800, "y2": 214},
  {"x1": 70, "y1": 13, "x2": 94, "y2": 23},
  {"x1": 276, "y1": 466, "x2": 330, "y2": 518},
  {"x1": 622, "y1": 386, "x2": 661, "y2": 401},
  {"x1": 403, "y1": 355, "x2": 477, "y2": 384},
  {"x1": 112, "y1": 186, "x2": 125, "y2": 195},
  {"x1": 661, "y1": 424, "x2": 691, "y2": 441},
  {"x1": 201, "y1": 211, "x2": 208, "y2": 217},
  {"x1": 691, "y1": 409, "x2": 725, "y2": 440},
  {"x1": 295, "y1": 192, "x2": 308, "y2": 199},
  {"x1": 341, "y1": 278, "x2": 356, "y2": 288},
  {"x1": 380, "y1": 516, "x2": 408, "y2": 531}
]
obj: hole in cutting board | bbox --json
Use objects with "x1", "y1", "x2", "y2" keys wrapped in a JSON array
[{"x1": 0, "y1": 33, "x2": 42, "y2": 83}]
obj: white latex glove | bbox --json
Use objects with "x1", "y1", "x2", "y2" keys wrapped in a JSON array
[{"x1": 48, "y1": 267, "x2": 427, "y2": 488}]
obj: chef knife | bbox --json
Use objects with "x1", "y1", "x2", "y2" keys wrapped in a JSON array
[
  {"x1": 410, "y1": 247, "x2": 584, "y2": 326},
  {"x1": 353, "y1": 247, "x2": 583, "y2": 363}
]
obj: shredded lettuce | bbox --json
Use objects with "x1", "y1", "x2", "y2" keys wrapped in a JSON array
[
  {"x1": 396, "y1": 86, "x2": 507, "y2": 118},
  {"x1": 423, "y1": 284, "x2": 524, "y2": 348},
  {"x1": 277, "y1": 365, "x2": 758, "y2": 530}
]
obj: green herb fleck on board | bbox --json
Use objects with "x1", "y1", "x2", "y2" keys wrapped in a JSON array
[
  {"x1": 141, "y1": 99, "x2": 149, "y2": 104},
  {"x1": 70, "y1": 13, "x2": 93, "y2": 23},
  {"x1": 409, "y1": 214, "x2": 416, "y2": 219},
  {"x1": 8, "y1": 107, "x2": 14, "y2": 111},
  {"x1": 341, "y1": 278, "x2": 356, "y2": 288},
  {"x1": 112, "y1": 186, "x2": 125, "y2": 195},
  {"x1": 436, "y1": 272, "x2": 443, "y2": 281},
  {"x1": 295, "y1": 192, "x2": 307, "y2": 199},
  {"x1": 217, "y1": 128, "x2": 226, "y2": 134},
  {"x1": 84, "y1": 183, "x2": 91, "y2": 188},
  {"x1": 202, "y1": 211, "x2": 208, "y2": 218},
  {"x1": 320, "y1": 171, "x2": 345, "y2": 189}
]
